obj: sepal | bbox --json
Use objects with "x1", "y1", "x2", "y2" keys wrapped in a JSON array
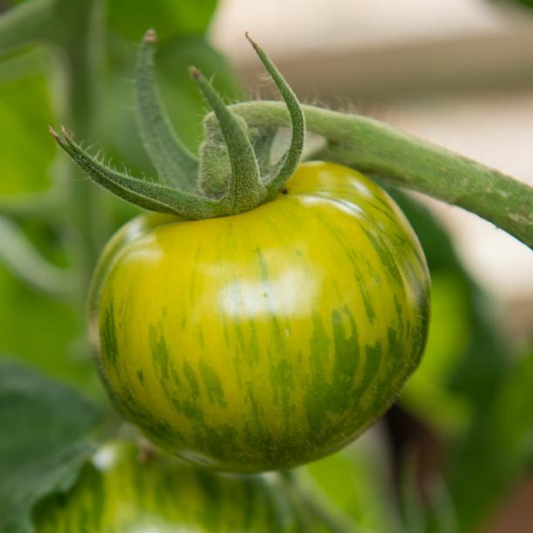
[
  {"x1": 50, "y1": 127, "x2": 221, "y2": 219},
  {"x1": 136, "y1": 30, "x2": 199, "y2": 191}
]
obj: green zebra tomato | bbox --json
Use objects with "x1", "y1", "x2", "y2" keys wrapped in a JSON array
[
  {"x1": 89, "y1": 162, "x2": 430, "y2": 473},
  {"x1": 35, "y1": 441, "x2": 310, "y2": 532}
]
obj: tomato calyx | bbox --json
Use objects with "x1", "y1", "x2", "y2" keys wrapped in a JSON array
[{"x1": 50, "y1": 31, "x2": 305, "y2": 220}]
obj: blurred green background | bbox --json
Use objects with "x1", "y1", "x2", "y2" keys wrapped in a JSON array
[{"x1": 0, "y1": 1, "x2": 531, "y2": 532}]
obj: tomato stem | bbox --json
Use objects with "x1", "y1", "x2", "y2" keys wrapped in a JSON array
[
  {"x1": 49, "y1": 30, "x2": 533, "y2": 245},
  {"x1": 223, "y1": 101, "x2": 533, "y2": 248}
]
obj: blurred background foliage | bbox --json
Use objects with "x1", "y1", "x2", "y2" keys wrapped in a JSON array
[
  {"x1": 0, "y1": 0, "x2": 240, "y2": 390},
  {"x1": 0, "y1": 1, "x2": 531, "y2": 532}
]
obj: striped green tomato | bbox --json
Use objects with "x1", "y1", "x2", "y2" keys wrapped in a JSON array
[
  {"x1": 89, "y1": 162, "x2": 430, "y2": 473},
  {"x1": 35, "y1": 441, "x2": 311, "y2": 532}
]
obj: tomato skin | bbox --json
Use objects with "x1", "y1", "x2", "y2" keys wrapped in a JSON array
[
  {"x1": 89, "y1": 162, "x2": 430, "y2": 473},
  {"x1": 35, "y1": 442, "x2": 310, "y2": 532}
]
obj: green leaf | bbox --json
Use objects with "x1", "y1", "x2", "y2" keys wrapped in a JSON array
[
  {"x1": 446, "y1": 293, "x2": 510, "y2": 414},
  {"x1": 0, "y1": 359, "x2": 101, "y2": 533},
  {"x1": 107, "y1": 0, "x2": 218, "y2": 42},
  {"x1": 445, "y1": 351, "x2": 533, "y2": 531}
]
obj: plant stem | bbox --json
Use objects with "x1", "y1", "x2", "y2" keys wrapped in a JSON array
[
  {"x1": 49, "y1": 0, "x2": 108, "y2": 303},
  {"x1": 224, "y1": 101, "x2": 533, "y2": 249},
  {"x1": 0, "y1": 216, "x2": 75, "y2": 296},
  {"x1": 0, "y1": 0, "x2": 53, "y2": 55}
]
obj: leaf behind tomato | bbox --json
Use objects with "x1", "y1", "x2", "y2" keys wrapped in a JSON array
[
  {"x1": 0, "y1": 359, "x2": 101, "y2": 533},
  {"x1": 445, "y1": 350, "x2": 533, "y2": 531},
  {"x1": 107, "y1": 0, "x2": 218, "y2": 42}
]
